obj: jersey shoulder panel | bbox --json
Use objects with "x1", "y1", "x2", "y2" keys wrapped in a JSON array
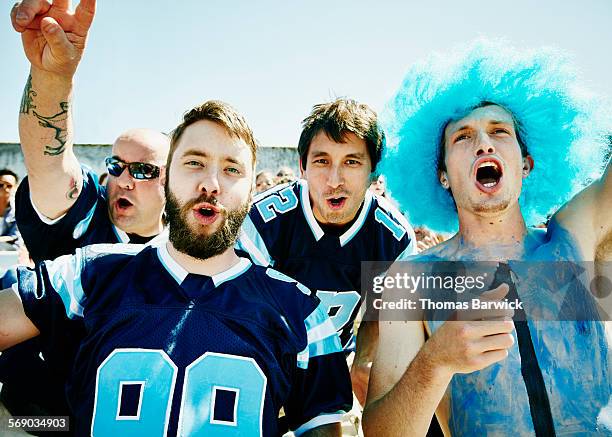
[
  {"x1": 241, "y1": 181, "x2": 304, "y2": 265},
  {"x1": 15, "y1": 166, "x2": 116, "y2": 262}
]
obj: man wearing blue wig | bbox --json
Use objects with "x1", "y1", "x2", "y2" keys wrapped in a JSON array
[{"x1": 362, "y1": 41, "x2": 611, "y2": 436}]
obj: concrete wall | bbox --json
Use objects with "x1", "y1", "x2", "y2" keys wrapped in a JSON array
[{"x1": 0, "y1": 143, "x2": 299, "y2": 180}]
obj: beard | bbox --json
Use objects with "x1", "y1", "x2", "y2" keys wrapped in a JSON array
[{"x1": 165, "y1": 190, "x2": 249, "y2": 260}]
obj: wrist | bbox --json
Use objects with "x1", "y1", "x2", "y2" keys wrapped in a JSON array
[
  {"x1": 30, "y1": 66, "x2": 74, "y2": 89},
  {"x1": 416, "y1": 341, "x2": 454, "y2": 384}
]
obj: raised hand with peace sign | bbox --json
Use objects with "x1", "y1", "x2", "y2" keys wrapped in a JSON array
[{"x1": 11, "y1": 0, "x2": 96, "y2": 78}]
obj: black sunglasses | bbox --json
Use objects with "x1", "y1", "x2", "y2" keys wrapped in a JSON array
[{"x1": 105, "y1": 157, "x2": 160, "y2": 180}]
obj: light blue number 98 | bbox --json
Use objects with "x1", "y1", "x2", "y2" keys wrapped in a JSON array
[{"x1": 91, "y1": 350, "x2": 267, "y2": 437}]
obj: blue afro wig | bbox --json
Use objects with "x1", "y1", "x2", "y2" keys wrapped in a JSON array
[{"x1": 381, "y1": 40, "x2": 611, "y2": 233}]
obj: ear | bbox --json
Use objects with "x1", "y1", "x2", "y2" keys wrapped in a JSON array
[
  {"x1": 439, "y1": 171, "x2": 450, "y2": 189},
  {"x1": 160, "y1": 165, "x2": 167, "y2": 187},
  {"x1": 522, "y1": 155, "x2": 534, "y2": 178},
  {"x1": 299, "y1": 158, "x2": 305, "y2": 177}
]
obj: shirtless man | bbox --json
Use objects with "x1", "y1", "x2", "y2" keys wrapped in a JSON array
[{"x1": 362, "y1": 42, "x2": 611, "y2": 436}]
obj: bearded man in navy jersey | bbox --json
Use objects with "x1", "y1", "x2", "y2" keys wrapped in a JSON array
[{"x1": 0, "y1": 97, "x2": 352, "y2": 436}]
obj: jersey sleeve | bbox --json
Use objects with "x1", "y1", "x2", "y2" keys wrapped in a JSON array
[
  {"x1": 15, "y1": 165, "x2": 104, "y2": 262},
  {"x1": 395, "y1": 220, "x2": 418, "y2": 261},
  {"x1": 285, "y1": 302, "x2": 353, "y2": 435},
  {"x1": 16, "y1": 248, "x2": 88, "y2": 338}
]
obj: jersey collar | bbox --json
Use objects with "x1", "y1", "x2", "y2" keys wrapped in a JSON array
[
  {"x1": 299, "y1": 179, "x2": 373, "y2": 246},
  {"x1": 156, "y1": 243, "x2": 252, "y2": 287},
  {"x1": 112, "y1": 225, "x2": 131, "y2": 244},
  {"x1": 299, "y1": 179, "x2": 325, "y2": 241}
]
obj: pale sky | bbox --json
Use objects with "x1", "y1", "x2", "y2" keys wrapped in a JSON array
[{"x1": 0, "y1": 0, "x2": 610, "y2": 146}]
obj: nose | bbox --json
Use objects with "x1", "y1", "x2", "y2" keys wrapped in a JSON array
[
  {"x1": 475, "y1": 131, "x2": 496, "y2": 156},
  {"x1": 116, "y1": 167, "x2": 135, "y2": 190},
  {"x1": 327, "y1": 165, "x2": 344, "y2": 189},
  {"x1": 197, "y1": 167, "x2": 220, "y2": 195}
]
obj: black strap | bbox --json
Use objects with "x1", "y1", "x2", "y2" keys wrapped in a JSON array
[{"x1": 493, "y1": 263, "x2": 556, "y2": 437}]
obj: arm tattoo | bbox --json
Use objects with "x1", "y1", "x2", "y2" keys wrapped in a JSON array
[
  {"x1": 33, "y1": 102, "x2": 69, "y2": 156},
  {"x1": 66, "y1": 177, "x2": 79, "y2": 200},
  {"x1": 20, "y1": 75, "x2": 70, "y2": 156},
  {"x1": 19, "y1": 74, "x2": 37, "y2": 114}
]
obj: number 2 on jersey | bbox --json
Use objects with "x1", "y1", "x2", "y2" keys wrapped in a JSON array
[{"x1": 256, "y1": 187, "x2": 298, "y2": 222}]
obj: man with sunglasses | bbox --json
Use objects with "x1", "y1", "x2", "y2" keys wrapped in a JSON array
[
  {"x1": 15, "y1": 127, "x2": 168, "y2": 263},
  {"x1": 4, "y1": 0, "x2": 168, "y2": 428}
]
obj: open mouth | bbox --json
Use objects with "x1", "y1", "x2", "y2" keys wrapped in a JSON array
[
  {"x1": 198, "y1": 207, "x2": 215, "y2": 217},
  {"x1": 326, "y1": 197, "x2": 347, "y2": 210},
  {"x1": 116, "y1": 197, "x2": 133, "y2": 210},
  {"x1": 193, "y1": 202, "x2": 221, "y2": 225},
  {"x1": 474, "y1": 158, "x2": 503, "y2": 192}
]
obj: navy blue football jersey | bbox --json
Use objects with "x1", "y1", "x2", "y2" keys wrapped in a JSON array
[
  {"x1": 238, "y1": 180, "x2": 417, "y2": 349},
  {"x1": 15, "y1": 243, "x2": 352, "y2": 436}
]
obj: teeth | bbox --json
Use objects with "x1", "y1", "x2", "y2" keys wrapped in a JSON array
[
  {"x1": 483, "y1": 182, "x2": 497, "y2": 188},
  {"x1": 478, "y1": 161, "x2": 499, "y2": 169}
]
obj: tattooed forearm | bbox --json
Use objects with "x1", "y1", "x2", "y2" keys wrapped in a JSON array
[
  {"x1": 19, "y1": 74, "x2": 37, "y2": 115},
  {"x1": 66, "y1": 177, "x2": 80, "y2": 200},
  {"x1": 32, "y1": 102, "x2": 69, "y2": 156},
  {"x1": 20, "y1": 75, "x2": 70, "y2": 156}
]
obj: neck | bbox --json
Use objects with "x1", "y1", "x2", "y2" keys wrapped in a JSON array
[
  {"x1": 127, "y1": 218, "x2": 165, "y2": 238},
  {"x1": 166, "y1": 241, "x2": 240, "y2": 276},
  {"x1": 454, "y1": 203, "x2": 528, "y2": 257}
]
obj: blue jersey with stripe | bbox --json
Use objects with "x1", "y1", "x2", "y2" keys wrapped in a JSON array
[
  {"x1": 15, "y1": 166, "x2": 134, "y2": 264},
  {"x1": 16, "y1": 243, "x2": 352, "y2": 436},
  {"x1": 238, "y1": 180, "x2": 417, "y2": 349}
]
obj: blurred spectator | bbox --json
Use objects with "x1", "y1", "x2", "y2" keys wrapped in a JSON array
[
  {"x1": 276, "y1": 166, "x2": 296, "y2": 183},
  {"x1": 255, "y1": 170, "x2": 274, "y2": 193},
  {"x1": 0, "y1": 169, "x2": 21, "y2": 250},
  {"x1": 368, "y1": 173, "x2": 387, "y2": 197},
  {"x1": 414, "y1": 226, "x2": 447, "y2": 252}
]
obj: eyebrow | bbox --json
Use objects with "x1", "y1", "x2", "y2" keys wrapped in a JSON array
[
  {"x1": 181, "y1": 149, "x2": 208, "y2": 158},
  {"x1": 226, "y1": 156, "x2": 246, "y2": 167},
  {"x1": 310, "y1": 150, "x2": 367, "y2": 159},
  {"x1": 182, "y1": 149, "x2": 246, "y2": 166},
  {"x1": 451, "y1": 119, "x2": 513, "y2": 133},
  {"x1": 345, "y1": 152, "x2": 367, "y2": 159},
  {"x1": 310, "y1": 150, "x2": 330, "y2": 158},
  {"x1": 450, "y1": 125, "x2": 471, "y2": 134}
]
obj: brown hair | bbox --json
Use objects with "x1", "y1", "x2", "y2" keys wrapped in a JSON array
[
  {"x1": 168, "y1": 100, "x2": 257, "y2": 168},
  {"x1": 298, "y1": 98, "x2": 384, "y2": 171}
]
